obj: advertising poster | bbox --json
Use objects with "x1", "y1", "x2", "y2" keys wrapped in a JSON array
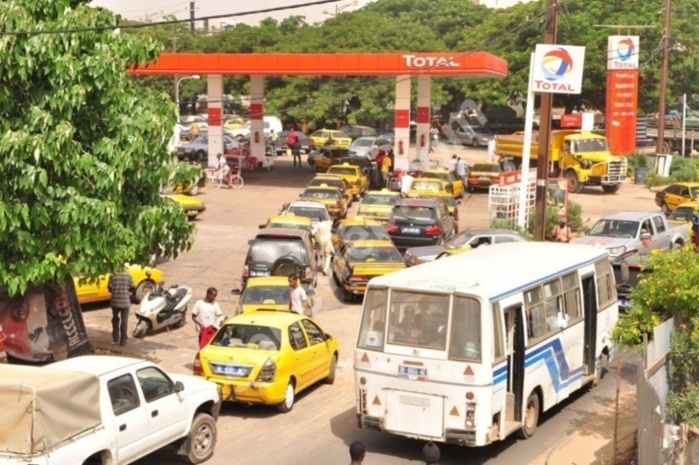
[
  {"x1": 0, "y1": 277, "x2": 90, "y2": 363},
  {"x1": 605, "y1": 36, "x2": 640, "y2": 155}
]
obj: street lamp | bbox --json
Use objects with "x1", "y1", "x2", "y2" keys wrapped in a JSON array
[
  {"x1": 175, "y1": 74, "x2": 200, "y2": 118},
  {"x1": 323, "y1": 0, "x2": 359, "y2": 17}
]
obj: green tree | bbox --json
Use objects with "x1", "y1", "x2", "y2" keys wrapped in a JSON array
[{"x1": 0, "y1": 0, "x2": 195, "y2": 296}]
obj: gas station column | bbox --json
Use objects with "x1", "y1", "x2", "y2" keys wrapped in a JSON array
[
  {"x1": 249, "y1": 75, "x2": 265, "y2": 162},
  {"x1": 393, "y1": 75, "x2": 411, "y2": 173},
  {"x1": 415, "y1": 75, "x2": 431, "y2": 168},
  {"x1": 207, "y1": 75, "x2": 224, "y2": 168}
]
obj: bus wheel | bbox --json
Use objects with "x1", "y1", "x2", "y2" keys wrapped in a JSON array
[
  {"x1": 517, "y1": 392, "x2": 540, "y2": 439},
  {"x1": 593, "y1": 352, "x2": 609, "y2": 387}
]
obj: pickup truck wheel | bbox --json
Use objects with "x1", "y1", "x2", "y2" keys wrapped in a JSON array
[
  {"x1": 673, "y1": 241, "x2": 684, "y2": 250},
  {"x1": 565, "y1": 171, "x2": 583, "y2": 193},
  {"x1": 602, "y1": 184, "x2": 621, "y2": 194},
  {"x1": 181, "y1": 413, "x2": 217, "y2": 464},
  {"x1": 276, "y1": 380, "x2": 296, "y2": 413}
]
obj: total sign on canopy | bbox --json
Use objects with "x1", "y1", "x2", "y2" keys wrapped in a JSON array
[{"x1": 532, "y1": 45, "x2": 586, "y2": 94}]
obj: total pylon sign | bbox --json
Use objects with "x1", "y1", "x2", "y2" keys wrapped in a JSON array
[{"x1": 605, "y1": 36, "x2": 640, "y2": 155}]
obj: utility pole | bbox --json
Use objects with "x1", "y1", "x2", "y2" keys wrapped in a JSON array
[
  {"x1": 189, "y1": 1, "x2": 196, "y2": 35},
  {"x1": 534, "y1": 0, "x2": 559, "y2": 241},
  {"x1": 656, "y1": 0, "x2": 672, "y2": 154}
]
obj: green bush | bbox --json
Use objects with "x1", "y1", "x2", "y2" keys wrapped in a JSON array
[
  {"x1": 626, "y1": 152, "x2": 649, "y2": 177},
  {"x1": 644, "y1": 172, "x2": 670, "y2": 187}
]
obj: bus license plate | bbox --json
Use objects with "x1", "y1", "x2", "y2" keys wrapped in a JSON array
[
  {"x1": 402, "y1": 227, "x2": 420, "y2": 234},
  {"x1": 398, "y1": 365, "x2": 427, "y2": 381}
]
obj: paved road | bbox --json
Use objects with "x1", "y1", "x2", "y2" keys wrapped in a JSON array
[{"x1": 81, "y1": 144, "x2": 651, "y2": 464}]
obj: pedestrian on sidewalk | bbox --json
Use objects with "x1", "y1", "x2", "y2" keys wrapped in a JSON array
[
  {"x1": 422, "y1": 441, "x2": 440, "y2": 465},
  {"x1": 551, "y1": 217, "x2": 572, "y2": 243},
  {"x1": 348, "y1": 441, "x2": 366, "y2": 465},
  {"x1": 108, "y1": 266, "x2": 135, "y2": 346},
  {"x1": 192, "y1": 287, "x2": 225, "y2": 348},
  {"x1": 288, "y1": 274, "x2": 312, "y2": 316}
]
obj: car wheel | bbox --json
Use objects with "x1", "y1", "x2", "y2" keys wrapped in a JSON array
[
  {"x1": 276, "y1": 380, "x2": 296, "y2": 413},
  {"x1": 326, "y1": 354, "x2": 337, "y2": 385},
  {"x1": 516, "y1": 391, "x2": 540, "y2": 439},
  {"x1": 661, "y1": 202, "x2": 670, "y2": 215},
  {"x1": 592, "y1": 352, "x2": 608, "y2": 387},
  {"x1": 181, "y1": 413, "x2": 217, "y2": 464}
]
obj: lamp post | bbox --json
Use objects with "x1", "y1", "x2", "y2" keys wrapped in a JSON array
[
  {"x1": 323, "y1": 0, "x2": 359, "y2": 17},
  {"x1": 175, "y1": 74, "x2": 200, "y2": 119}
]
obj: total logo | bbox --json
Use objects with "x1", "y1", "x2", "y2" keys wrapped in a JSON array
[
  {"x1": 615, "y1": 37, "x2": 635, "y2": 62},
  {"x1": 534, "y1": 47, "x2": 576, "y2": 92},
  {"x1": 609, "y1": 37, "x2": 638, "y2": 69},
  {"x1": 402, "y1": 55, "x2": 460, "y2": 68}
]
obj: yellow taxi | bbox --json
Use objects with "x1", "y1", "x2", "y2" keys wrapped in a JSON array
[
  {"x1": 331, "y1": 217, "x2": 392, "y2": 251},
  {"x1": 261, "y1": 213, "x2": 314, "y2": 236},
  {"x1": 308, "y1": 174, "x2": 353, "y2": 206},
  {"x1": 223, "y1": 116, "x2": 247, "y2": 131},
  {"x1": 309, "y1": 129, "x2": 352, "y2": 149},
  {"x1": 308, "y1": 148, "x2": 350, "y2": 171},
  {"x1": 655, "y1": 182, "x2": 699, "y2": 213},
  {"x1": 331, "y1": 239, "x2": 405, "y2": 301},
  {"x1": 435, "y1": 248, "x2": 468, "y2": 260},
  {"x1": 231, "y1": 276, "x2": 291, "y2": 314},
  {"x1": 356, "y1": 189, "x2": 401, "y2": 223},
  {"x1": 164, "y1": 193, "x2": 206, "y2": 219},
  {"x1": 668, "y1": 201, "x2": 699, "y2": 236},
  {"x1": 198, "y1": 310, "x2": 339, "y2": 412},
  {"x1": 407, "y1": 178, "x2": 452, "y2": 198},
  {"x1": 75, "y1": 265, "x2": 163, "y2": 305},
  {"x1": 421, "y1": 168, "x2": 464, "y2": 198},
  {"x1": 326, "y1": 163, "x2": 369, "y2": 199},
  {"x1": 467, "y1": 161, "x2": 502, "y2": 191},
  {"x1": 298, "y1": 185, "x2": 348, "y2": 220}
]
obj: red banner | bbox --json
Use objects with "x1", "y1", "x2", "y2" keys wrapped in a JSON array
[
  {"x1": 560, "y1": 114, "x2": 582, "y2": 128},
  {"x1": 605, "y1": 36, "x2": 640, "y2": 155}
]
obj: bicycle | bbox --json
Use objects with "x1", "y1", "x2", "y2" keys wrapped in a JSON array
[{"x1": 205, "y1": 167, "x2": 244, "y2": 190}]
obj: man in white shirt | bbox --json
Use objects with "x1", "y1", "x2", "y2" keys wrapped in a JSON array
[
  {"x1": 456, "y1": 157, "x2": 469, "y2": 184},
  {"x1": 191, "y1": 287, "x2": 225, "y2": 346},
  {"x1": 288, "y1": 274, "x2": 312, "y2": 316},
  {"x1": 448, "y1": 154, "x2": 458, "y2": 172}
]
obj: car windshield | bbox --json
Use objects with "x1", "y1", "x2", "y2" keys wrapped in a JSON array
[
  {"x1": 588, "y1": 219, "x2": 640, "y2": 238},
  {"x1": 302, "y1": 189, "x2": 341, "y2": 200},
  {"x1": 392, "y1": 206, "x2": 436, "y2": 223},
  {"x1": 328, "y1": 167, "x2": 357, "y2": 176},
  {"x1": 573, "y1": 138, "x2": 608, "y2": 153},
  {"x1": 241, "y1": 286, "x2": 290, "y2": 304},
  {"x1": 211, "y1": 324, "x2": 282, "y2": 351},
  {"x1": 669, "y1": 207, "x2": 695, "y2": 222},
  {"x1": 472, "y1": 127, "x2": 491, "y2": 135},
  {"x1": 412, "y1": 181, "x2": 443, "y2": 192},
  {"x1": 352, "y1": 139, "x2": 374, "y2": 147},
  {"x1": 340, "y1": 225, "x2": 391, "y2": 241},
  {"x1": 362, "y1": 194, "x2": 399, "y2": 206},
  {"x1": 349, "y1": 247, "x2": 403, "y2": 263},
  {"x1": 309, "y1": 179, "x2": 343, "y2": 189},
  {"x1": 288, "y1": 206, "x2": 329, "y2": 222},
  {"x1": 422, "y1": 172, "x2": 448, "y2": 181},
  {"x1": 472, "y1": 163, "x2": 500, "y2": 173},
  {"x1": 249, "y1": 239, "x2": 306, "y2": 263}
]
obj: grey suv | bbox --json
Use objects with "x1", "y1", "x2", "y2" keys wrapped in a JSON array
[{"x1": 386, "y1": 198, "x2": 456, "y2": 249}]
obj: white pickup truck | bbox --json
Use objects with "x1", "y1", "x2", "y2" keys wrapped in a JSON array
[
  {"x1": 574, "y1": 211, "x2": 688, "y2": 258},
  {"x1": 0, "y1": 355, "x2": 221, "y2": 465}
]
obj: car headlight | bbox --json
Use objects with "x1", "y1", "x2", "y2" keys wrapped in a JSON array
[{"x1": 607, "y1": 246, "x2": 626, "y2": 256}]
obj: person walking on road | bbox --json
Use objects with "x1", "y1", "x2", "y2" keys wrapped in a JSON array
[
  {"x1": 348, "y1": 441, "x2": 366, "y2": 465},
  {"x1": 456, "y1": 157, "x2": 469, "y2": 184},
  {"x1": 422, "y1": 441, "x2": 441, "y2": 465},
  {"x1": 192, "y1": 287, "x2": 225, "y2": 347},
  {"x1": 268, "y1": 129, "x2": 278, "y2": 154},
  {"x1": 552, "y1": 217, "x2": 572, "y2": 243},
  {"x1": 287, "y1": 130, "x2": 301, "y2": 168},
  {"x1": 108, "y1": 266, "x2": 135, "y2": 346},
  {"x1": 448, "y1": 154, "x2": 458, "y2": 172},
  {"x1": 288, "y1": 273, "x2": 312, "y2": 316}
]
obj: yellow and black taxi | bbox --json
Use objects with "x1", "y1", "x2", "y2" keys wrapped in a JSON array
[
  {"x1": 307, "y1": 175, "x2": 353, "y2": 206},
  {"x1": 421, "y1": 168, "x2": 464, "y2": 198},
  {"x1": 331, "y1": 216, "x2": 392, "y2": 252},
  {"x1": 407, "y1": 178, "x2": 452, "y2": 198},
  {"x1": 307, "y1": 148, "x2": 350, "y2": 171},
  {"x1": 164, "y1": 192, "x2": 206, "y2": 219},
  {"x1": 75, "y1": 265, "x2": 163, "y2": 305},
  {"x1": 261, "y1": 213, "x2": 314, "y2": 236},
  {"x1": 331, "y1": 239, "x2": 405, "y2": 301},
  {"x1": 231, "y1": 276, "x2": 291, "y2": 315},
  {"x1": 356, "y1": 189, "x2": 401, "y2": 223},
  {"x1": 467, "y1": 161, "x2": 502, "y2": 191},
  {"x1": 309, "y1": 129, "x2": 352, "y2": 149},
  {"x1": 654, "y1": 182, "x2": 699, "y2": 213},
  {"x1": 298, "y1": 185, "x2": 348, "y2": 220},
  {"x1": 198, "y1": 310, "x2": 339, "y2": 412},
  {"x1": 668, "y1": 200, "x2": 699, "y2": 236},
  {"x1": 326, "y1": 162, "x2": 369, "y2": 199}
]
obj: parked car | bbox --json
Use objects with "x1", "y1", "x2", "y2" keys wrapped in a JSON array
[
  {"x1": 309, "y1": 129, "x2": 352, "y2": 149},
  {"x1": 467, "y1": 161, "x2": 503, "y2": 191},
  {"x1": 331, "y1": 217, "x2": 392, "y2": 252},
  {"x1": 261, "y1": 213, "x2": 314, "y2": 236},
  {"x1": 74, "y1": 265, "x2": 163, "y2": 305},
  {"x1": 298, "y1": 185, "x2": 349, "y2": 221},
  {"x1": 403, "y1": 229, "x2": 528, "y2": 266},
  {"x1": 175, "y1": 135, "x2": 238, "y2": 161},
  {"x1": 386, "y1": 198, "x2": 456, "y2": 249},
  {"x1": 340, "y1": 125, "x2": 377, "y2": 140},
  {"x1": 229, "y1": 116, "x2": 283, "y2": 138},
  {"x1": 348, "y1": 136, "x2": 392, "y2": 160},
  {"x1": 377, "y1": 131, "x2": 395, "y2": 145},
  {"x1": 223, "y1": 116, "x2": 247, "y2": 131},
  {"x1": 276, "y1": 130, "x2": 315, "y2": 155},
  {"x1": 449, "y1": 125, "x2": 494, "y2": 147},
  {"x1": 279, "y1": 200, "x2": 331, "y2": 227},
  {"x1": 654, "y1": 182, "x2": 699, "y2": 214},
  {"x1": 164, "y1": 193, "x2": 206, "y2": 219},
  {"x1": 197, "y1": 310, "x2": 339, "y2": 412},
  {"x1": 326, "y1": 162, "x2": 370, "y2": 199},
  {"x1": 308, "y1": 147, "x2": 350, "y2": 171},
  {"x1": 307, "y1": 175, "x2": 353, "y2": 206},
  {"x1": 356, "y1": 189, "x2": 401, "y2": 223},
  {"x1": 420, "y1": 168, "x2": 464, "y2": 199},
  {"x1": 242, "y1": 228, "x2": 318, "y2": 289},
  {"x1": 231, "y1": 276, "x2": 291, "y2": 315}
]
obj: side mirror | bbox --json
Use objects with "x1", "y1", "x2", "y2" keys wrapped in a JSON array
[
  {"x1": 231, "y1": 289, "x2": 242, "y2": 295},
  {"x1": 324, "y1": 333, "x2": 332, "y2": 341},
  {"x1": 175, "y1": 381, "x2": 185, "y2": 392}
]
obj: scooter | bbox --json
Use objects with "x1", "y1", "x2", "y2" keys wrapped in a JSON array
[{"x1": 132, "y1": 283, "x2": 193, "y2": 338}]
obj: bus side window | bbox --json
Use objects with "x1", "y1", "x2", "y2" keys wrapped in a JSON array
[
  {"x1": 594, "y1": 260, "x2": 617, "y2": 310},
  {"x1": 543, "y1": 279, "x2": 563, "y2": 332},
  {"x1": 524, "y1": 286, "x2": 546, "y2": 340},
  {"x1": 492, "y1": 303, "x2": 505, "y2": 361},
  {"x1": 357, "y1": 288, "x2": 388, "y2": 349},
  {"x1": 562, "y1": 272, "x2": 582, "y2": 322}
]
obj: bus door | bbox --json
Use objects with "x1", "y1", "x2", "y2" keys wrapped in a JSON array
[
  {"x1": 505, "y1": 305, "x2": 525, "y2": 422},
  {"x1": 581, "y1": 275, "x2": 598, "y2": 376}
]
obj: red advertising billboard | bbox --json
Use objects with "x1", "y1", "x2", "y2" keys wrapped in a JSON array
[{"x1": 605, "y1": 36, "x2": 640, "y2": 155}]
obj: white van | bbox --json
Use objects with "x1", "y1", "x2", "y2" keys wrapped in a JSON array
[{"x1": 229, "y1": 116, "x2": 282, "y2": 138}]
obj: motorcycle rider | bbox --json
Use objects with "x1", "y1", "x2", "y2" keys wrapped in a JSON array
[{"x1": 191, "y1": 287, "x2": 225, "y2": 347}]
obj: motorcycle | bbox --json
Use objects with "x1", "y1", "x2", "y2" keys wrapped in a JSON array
[{"x1": 132, "y1": 283, "x2": 193, "y2": 338}]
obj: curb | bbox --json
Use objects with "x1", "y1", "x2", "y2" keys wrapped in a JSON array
[{"x1": 545, "y1": 432, "x2": 580, "y2": 465}]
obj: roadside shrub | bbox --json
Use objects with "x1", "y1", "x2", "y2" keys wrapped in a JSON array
[
  {"x1": 645, "y1": 172, "x2": 670, "y2": 188},
  {"x1": 667, "y1": 383, "x2": 699, "y2": 428},
  {"x1": 626, "y1": 152, "x2": 649, "y2": 177}
]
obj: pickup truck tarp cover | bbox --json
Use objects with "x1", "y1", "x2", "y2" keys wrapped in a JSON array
[{"x1": 0, "y1": 364, "x2": 101, "y2": 455}]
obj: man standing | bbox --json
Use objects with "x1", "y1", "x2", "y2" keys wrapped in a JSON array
[
  {"x1": 381, "y1": 153, "x2": 392, "y2": 188},
  {"x1": 348, "y1": 441, "x2": 366, "y2": 465},
  {"x1": 552, "y1": 217, "x2": 572, "y2": 243},
  {"x1": 268, "y1": 129, "x2": 278, "y2": 154},
  {"x1": 287, "y1": 130, "x2": 301, "y2": 168},
  {"x1": 191, "y1": 287, "x2": 225, "y2": 347},
  {"x1": 216, "y1": 153, "x2": 232, "y2": 188},
  {"x1": 288, "y1": 274, "x2": 312, "y2": 316},
  {"x1": 456, "y1": 157, "x2": 469, "y2": 184},
  {"x1": 448, "y1": 154, "x2": 458, "y2": 172},
  {"x1": 108, "y1": 267, "x2": 135, "y2": 346}
]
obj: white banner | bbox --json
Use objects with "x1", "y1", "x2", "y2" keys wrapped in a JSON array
[
  {"x1": 532, "y1": 45, "x2": 586, "y2": 94},
  {"x1": 607, "y1": 36, "x2": 639, "y2": 70}
]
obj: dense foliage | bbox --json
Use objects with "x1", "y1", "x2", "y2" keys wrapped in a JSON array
[
  {"x1": 0, "y1": 0, "x2": 196, "y2": 294},
  {"x1": 128, "y1": 0, "x2": 699, "y2": 128}
]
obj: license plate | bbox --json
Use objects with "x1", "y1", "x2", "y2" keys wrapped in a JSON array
[
  {"x1": 398, "y1": 365, "x2": 428, "y2": 381},
  {"x1": 187, "y1": 210, "x2": 198, "y2": 215},
  {"x1": 619, "y1": 298, "x2": 630, "y2": 308},
  {"x1": 479, "y1": 176, "x2": 490, "y2": 181},
  {"x1": 607, "y1": 176, "x2": 619, "y2": 182},
  {"x1": 249, "y1": 271, "x2": 270, "y2": 277},
  {"x1": 214, "y1": 365, "x2": 248, "y2": 376},
  {"x1": 402, "y1": 227, "x2": 420, "y2": 234}
]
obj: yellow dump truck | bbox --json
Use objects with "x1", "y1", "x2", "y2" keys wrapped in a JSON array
[{"x1": 494, "y1": 130, "x2": 627, "y2": 193}]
